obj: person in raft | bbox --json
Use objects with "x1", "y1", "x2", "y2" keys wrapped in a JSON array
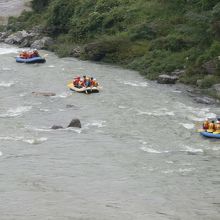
[
  {"x1": 90, "y1": 77, "x2": 99, "y2": 87},
  {"x1": 82, "y1": 75, "x2": 91, "y2": 87},
  {"x1": 207, "y1": 120, "x2": 215, "y2": 133},
  {"x1": 214, "y1": 121, "x2": 220, "y2": 133},
  {"x1": 19, "y1": 49, "x2": 39, "y2": 59},
  {"x1": 19, "y1": 50, "x2": 29, "y2": 59},
  {"x1": 202, "y1": 119, "x2": 209, "y2": 130},
  {"x1": 30, "y1": 49, "x2": 39, "y2": 58},
  {"x1": 73, "y1": 76, "x2": 81, "y2": 88}
]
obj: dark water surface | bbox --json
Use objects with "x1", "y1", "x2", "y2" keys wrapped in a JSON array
[{"x1": 0, "y1": 44, "x2": 220, "y2": 220}]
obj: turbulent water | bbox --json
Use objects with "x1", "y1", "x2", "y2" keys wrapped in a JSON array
[{"x1": 0, "y1": 43, "x2": 220, "y2": 220}]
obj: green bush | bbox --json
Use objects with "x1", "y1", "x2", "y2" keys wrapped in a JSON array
[
  {"x1": 149, "y1": 34, "x2": 193, "y2": 52},
  {"x1": 32, "y1": 0, "x2": 50, "y2": 12},
  {"x1": 199, "y1": 75, "x2": 220, "y2": 88}
]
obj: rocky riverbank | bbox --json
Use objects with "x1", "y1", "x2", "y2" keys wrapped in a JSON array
[{"x1": 1, "y1": 26, "x2": 220, "y2": 105}]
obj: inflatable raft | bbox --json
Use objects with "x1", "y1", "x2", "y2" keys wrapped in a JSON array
[
  {"x1": 16, "y1": 56, "x2": 46, "y2": 63},
  {"x1": 200, "y1": 131, "x2": 220, "y2": 139},
  {"x1": 67, "y1": 82, "x2": 100, "y2": 94}
]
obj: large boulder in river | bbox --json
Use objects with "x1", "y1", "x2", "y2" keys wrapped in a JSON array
[
  {"x1": 31, "y1": 37, "x2": 54, "y2": 50},
  {"x1": 157, "y1": 74, "x2": 179, "y2": 84},
  {"x1": 67, "y1": 118, "x2": 81, "y2": 128}
]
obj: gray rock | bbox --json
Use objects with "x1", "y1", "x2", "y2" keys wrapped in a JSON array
[
  {"x1": 196, "y1": 79, "x2": 203, "y2": 87},
  {"x1": 157, "y1": 74, "x2": 179, "y2": 84},
  {"x1": 51, "y1": 125, "x2": 64, "y2": 130},
  {"x1": 4, "y1": 30, "x2": 29, "y2": 45},
  {"x1": 0, "y1": 32, "x2": 10, "y2": 42},
  {"x1": 32, "y1": 92, "x2": 56, "y2": 97},
  {"x1": 31, "y1": 37, "x2": 54, "y2": 50},
  {"x1": 67, "y1": 118, "x2": 81, "y2": 128},
  {"x1": 202, "y1": 60, "x2": 217, "y2": 74},
  {"x1": 66, "y1": 104, "x2": 77, "y2": 108},
  {"x1": 212, "y1": 84, "x2": 220, "y2": 98},
  {"x1": 194, "y1": 96, "x2": 216, "y2": 105},
  {"x1": 171, "y1": 69, "x2": 185, "y2": 76},
  {"x1": 71, "y1": 46, "x2": 82, "y2": 58}
]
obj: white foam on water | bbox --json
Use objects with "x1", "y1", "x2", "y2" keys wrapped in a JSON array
[
  {"x1": 176, "y1": 103, "x2": 217, "y2": 122},
  {"x1": 162, "y1": 170, "x2": 174, "y2": 174},
  {"x1": 182, "y1": 145, "x2": 203, "y2": 153},
  {"x1": 54, "y1": 92, "x2": 72, "y2": 98},
  {"x1": 0, "y1": 151, "x2": 2, "y2": 156},
  {"x1": 2, "y1": 67, "x2": 11, "y2": 71},
  {"x1": 166, "y1": 161, "x2": 174, "y2": 164},
  {"x1": 0, "y1": 45, "x2": 20, "y2": 55},
  {"x1": 0, "y1": 136, "x2": 22, "y2": 141},
  {"x1": 40, "y1": 108, "x2": 50, "y2": 112},
  {"x1": 178, "y1": 168, "x2": 195, "y2": 173},
  {"x1": 19, "y1": 93, "x2": 27, "y2": 97},
  {"x1": 118, "y1": 105, "x2": 127, "y2": 109},
  {"x1": 64, "y1": 127, "x2": 82, "y2": 134},
  {"x1": 211, "y1": 146, "x2": 220, "y2": 151},
  {"x1": 0, "y1": 106, "x2": 32, "y2": 118},
  {"x1": 0, "y1": 136, "x2": 48, "y2": 145},
  {"x1": 0, "y1": 81, "x2": 15, "y2": 87},
  {"x1": 25, "y1": 126, "x2": 52, "y2": 132},
  {"x1": 22, "y1": 137, "x2": 48, "y2": 145},
  {"x1": 85, "y1": 120, "x2": 106, "y2": 128},
  {"x1": 136, "y1": 108, "x2": 175, "y2": 117},
  {"x1": 180, "y1": 123, "x2": 195, "y2": 129},
  {"x1": 48, "y1": 65, "x2": 55, "y2": 68},
  {"x1": 140, "y1": 146, "x2": 162, "y2": 153},
  {"x1": 124, "y1": 81, "x2": 148, "y2": 87}
]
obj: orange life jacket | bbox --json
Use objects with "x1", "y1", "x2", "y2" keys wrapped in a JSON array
[
  {"x1": 208, "y1": 123, "x2": 215, "y2": 131},
  {"x1": 203, "y1": 121, "x2": 209, "y2": 130}
]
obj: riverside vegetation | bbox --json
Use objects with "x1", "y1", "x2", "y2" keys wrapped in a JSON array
[{"x1": 3, "y1": 0, "x2": 220, "y2": 95}]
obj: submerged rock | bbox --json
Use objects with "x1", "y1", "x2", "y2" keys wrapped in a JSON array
[
  {"x1": 67, "y1": 118, "x2": 81, "y2": 128},
  {"x1": 194, "y1": 96, "x2": 216, "y2": 105},
  {"x1": 51, "y1": 125, "x2": 64, "y2": 130},
  {"x1": 32, "y1": 92, "x2": 56, "y2": 97},
  {"x1": 157, "y1": 74, "x2": 178, "y2": 84},
  {"x1": 66, "y1": 104, "x2": 78, "y2": 108}
]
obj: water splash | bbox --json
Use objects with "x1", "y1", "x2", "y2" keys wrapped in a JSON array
[
  {"x1": 0, "y1": 106, "x2": 32, "y2": 118},
  {"x1": 0, "y1": 81, "x2": 15, "y2": 87}
]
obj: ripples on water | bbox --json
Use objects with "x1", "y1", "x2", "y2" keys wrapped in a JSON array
[{"x1": 0, "y1": 43, "x2": 220, "y2": 220}]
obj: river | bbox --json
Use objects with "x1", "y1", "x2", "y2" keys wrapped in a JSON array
[{"x1": 0, "y1": 43, "x2": 220, "y2": 220}]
